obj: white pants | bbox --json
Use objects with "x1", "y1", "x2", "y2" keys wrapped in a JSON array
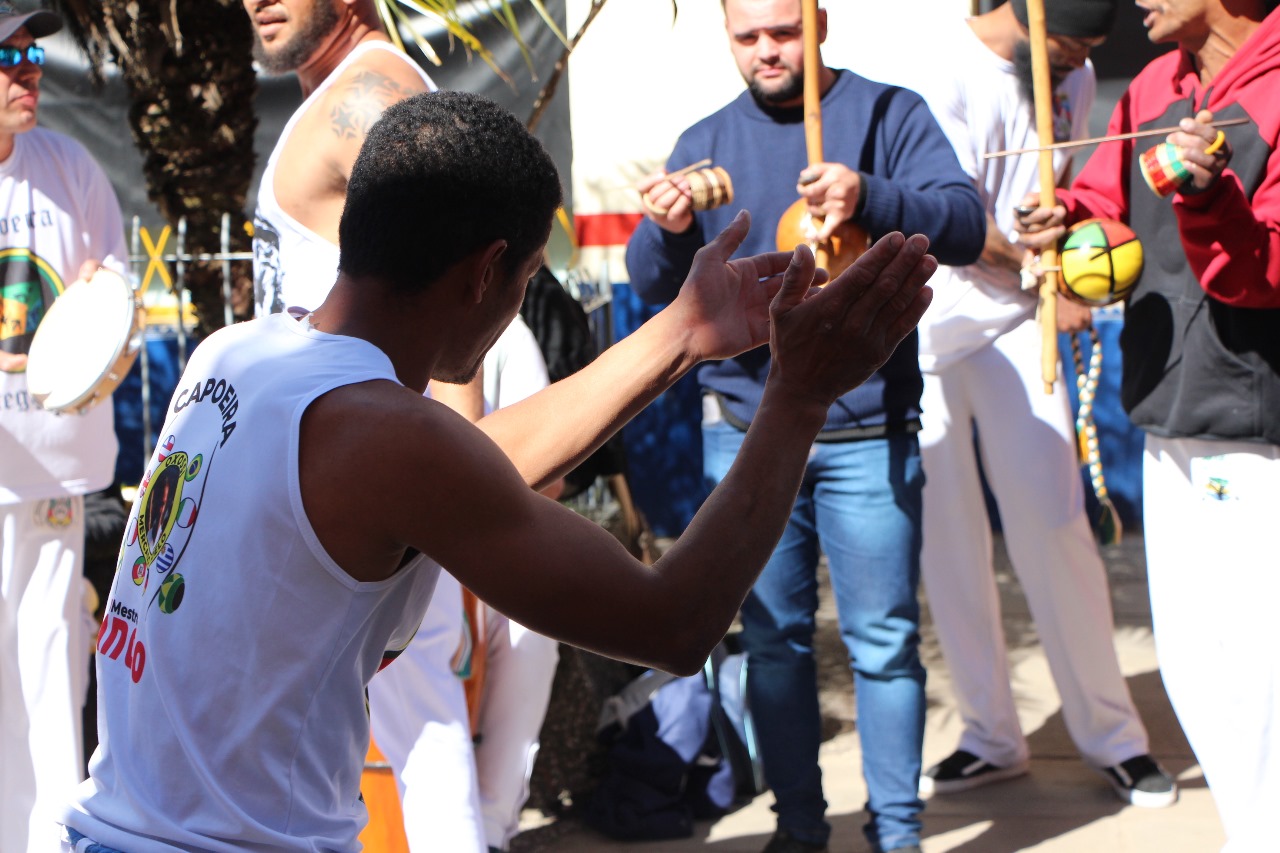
[
  {"x1": 1, "y1": 497, "x2": 91, "y2": 853},
  {"x1": 1143, "y1": 435, "x2": 1280, "y2": 852},
  {"x1": 368, "y1": 571, "x2": 559, "y2": 852},
  {"x1": 919, "y1": 316, "x2": 1148, "y2": 768}
]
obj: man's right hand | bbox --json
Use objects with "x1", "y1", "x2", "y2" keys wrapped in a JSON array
[
  {"x1": 1013, "y1": 191, "x2": 1068, "y2": 252},
  {"x1": 767, "y1": 232, "x2": 936, "y2": 411},
  {"x1": 637, "y1": 168, "x2": 695, "y2": 234},
  {"x1": 0, "y1": 351, "x2": 27, "y2": 373},
  {"x1": 662, "y1": 211, "x2": 803, "y2": 364}
]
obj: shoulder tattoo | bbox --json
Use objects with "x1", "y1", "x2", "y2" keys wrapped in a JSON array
[{"x1": 329, "y1": 69, "x2": 418, "y2": 141}]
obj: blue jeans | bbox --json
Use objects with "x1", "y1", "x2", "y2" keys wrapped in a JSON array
[
  {"x1": 62, "y1": 828, "x2": 127, "y2": 853},
  {"x1": 703, "y1": 419, "x2": 926, "y2": 852}
]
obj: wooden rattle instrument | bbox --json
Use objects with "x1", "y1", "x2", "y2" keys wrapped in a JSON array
[
  {"x1": 641, "y1": 158, "x2": 734, "y2": 215},
  {"x1": 1140, "y1": 128, "x2": 1226, "y2": 197}
]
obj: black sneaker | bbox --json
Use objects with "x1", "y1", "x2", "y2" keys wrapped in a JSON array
[
  {"x1": 761, "y1": 828, "x2": 828, "y2": 853},
  {"x1": 919, "y1": 748, "x2": 1030, "y2": 795},
  {"x1": 1098, "y1": 754, "x2": 1179, "y2": 808}
]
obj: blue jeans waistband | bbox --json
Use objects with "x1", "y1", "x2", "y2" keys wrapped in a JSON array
[{"x1": 704, "y1": 391, "x2": 921, "y2": 442}]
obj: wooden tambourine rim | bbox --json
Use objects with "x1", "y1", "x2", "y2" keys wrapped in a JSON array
[{"x1": 26, "y1": 268, "x2": 145, "y2": 415}]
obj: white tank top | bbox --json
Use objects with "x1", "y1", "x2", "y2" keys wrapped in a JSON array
[
  {"x1": 252, "y1": 42, "x2": 437, "y2": 316},
  {"x1": 61, "y1": 311, "x2": 441, "y2": 852}
]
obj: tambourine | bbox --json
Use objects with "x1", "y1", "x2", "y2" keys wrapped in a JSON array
[{"x1": 26, "y1": 267, "x2": 145, "y2": 414}]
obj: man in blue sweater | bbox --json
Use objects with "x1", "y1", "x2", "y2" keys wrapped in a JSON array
[{"x1": 625, "y1": 2, "x2": 983, "y2": 852}]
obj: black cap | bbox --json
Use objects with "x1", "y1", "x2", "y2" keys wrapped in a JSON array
[
  {"x1": 1009, "y1": 0, "x2": 1119, "y2": 38},
  {"x1": 0, "y1": 2, "x2": 62, "y2": 43}
]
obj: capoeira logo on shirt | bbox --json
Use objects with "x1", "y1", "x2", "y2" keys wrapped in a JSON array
[
  {"x1": 33, "y1": 497, "x2": 75, "y2": 528},
  {"x1": 1192, "y1": 454, "x2": 1248, "y2": 503},
  {"x1": 123, "y1": 434, "x2": 214, "y2": 615},
  {"x1": 100, "y1": 434, "x2": 218, "y2": 684},
  {"x1": 0, "y1": 247, "x2": 63, "y2": 368}
]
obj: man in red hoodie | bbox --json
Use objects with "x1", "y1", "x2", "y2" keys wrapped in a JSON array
[{"x1": 1016, "y1": 2, "x2": 1280, "y2": 847}]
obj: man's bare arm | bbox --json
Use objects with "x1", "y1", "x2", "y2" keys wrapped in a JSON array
[
  {"x1": 438, "y1": 234, "x2": 931, "y2": 674},
  {"x1": 277, "y1": 49, "x2": 432, "y2": 243},
  {"x1": 475, "y1": 212, "x2": 799, "y2": 492},
  {"x1": 310, "y1": 232, "x2": 934, "y2": 675},
  {"x1": 980, "y1": 212, "x2": 1025, "y2": 279},
  {"x1": 328, "y1": 67, "x2": 423, "y2": 143}
]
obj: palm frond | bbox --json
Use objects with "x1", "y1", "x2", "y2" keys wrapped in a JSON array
[
  {"x1": 523, "y1": 0, "x2": 570, "y2": 47},
  {"x1": 376, "y1": 0, "x2": 445, "y2": 66},
  {"x1": 375, "y1": 0, "x2": 571, "y2": 83},
  {"x1": 480, "y1": 0, "x2": 534, "y2": 74}
]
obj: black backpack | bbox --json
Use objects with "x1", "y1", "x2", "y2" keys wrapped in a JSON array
[{"x1": 583, "y1": 642, "x2": 763, "y2": 841}]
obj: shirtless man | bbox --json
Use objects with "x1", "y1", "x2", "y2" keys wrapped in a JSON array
[{"x1": 246, "y1": 0, "x2": 435, "y2": 315}]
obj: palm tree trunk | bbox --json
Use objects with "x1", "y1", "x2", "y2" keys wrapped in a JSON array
[{"x1": 53, "y1": 0, "x2": 257, "y2": 335}]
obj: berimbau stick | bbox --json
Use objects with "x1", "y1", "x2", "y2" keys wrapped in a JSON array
[
  {"x1": 1027, "y1": 0, "x2": 1059, "y2": 394},
  {"x1": 983, "y1": 117, "x2": 1249, "y2": 159}
]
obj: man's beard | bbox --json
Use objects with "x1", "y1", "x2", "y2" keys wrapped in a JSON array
[
  {"x1": 1013, "y1": 39, "x2": 1069, "y2": 107},
  {"x1": 252, "y1": 0, "x2": 341, "y2": 74},
  {"x1": 748, "y1": 68, "x2": 805, "y2": 107}
]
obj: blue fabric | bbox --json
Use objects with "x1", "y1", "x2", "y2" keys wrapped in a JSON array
[
  {"x1": 612, "y1": 283, "x2": 708, "y2": 536},
  {"x1": 63, "y1": 827, "x2": 127, "y2": 853},
  {"x1": 625, "y1": 69, "x2": 984, "y2": 436},
  {"x1": 702, "y1": 421, "x2": 926, "y2": 851}
]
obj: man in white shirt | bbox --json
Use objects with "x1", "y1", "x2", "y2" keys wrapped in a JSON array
[
  {"x1": 831, "y1": 0, "x2": 1175, "y2": 808},
  {"x1": 0, "y1": 5, "x2": 127, "y2": 851}
]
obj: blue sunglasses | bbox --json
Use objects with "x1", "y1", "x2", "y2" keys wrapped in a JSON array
[{"x1": 0, "y1": 45, "x2": 44, "y2": 68}]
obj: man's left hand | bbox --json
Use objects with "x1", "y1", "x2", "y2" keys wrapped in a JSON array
[
  {"x1": 77, "y1": 260, "x2": 106, "y2": 283},
  {"x1": 0, "y1": 351, "x2": 27, "y2": 373},
  {"x1": 1170, "y1": 110, "x2": 1232, "y2": 194},
  {"x1": 1056, "y1": 294, "x2": 1093, "y2": 333},
  {"x1": 669, "y1": 210, "x2": 829, "y2": 363},
  {"x1": 797, "y1": 162, "x2": 862, "y2": 241}
]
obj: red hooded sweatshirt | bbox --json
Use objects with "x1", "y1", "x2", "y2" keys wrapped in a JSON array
[{"x1": 1061, "y1": 9, "x2": 1280, "y2": 445}]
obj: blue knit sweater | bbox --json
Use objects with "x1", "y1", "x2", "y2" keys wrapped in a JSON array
[{"x1": 626, "y1": 70, "x2": 983, "y2": 435}]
